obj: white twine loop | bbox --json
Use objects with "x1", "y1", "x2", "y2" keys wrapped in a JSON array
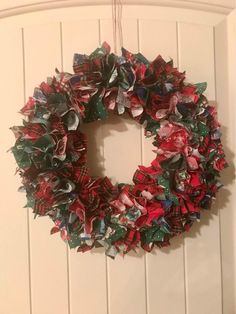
[{"x1": 112, "y1": 0, "x2": 123, "y2": 54}]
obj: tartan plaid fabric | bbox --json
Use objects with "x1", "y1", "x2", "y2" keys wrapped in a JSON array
[
  {"x1": 73, "y1": 62, "x2": 92, "y2": 74},
  {"x1": 69, "y1": 73, "x2": 101, "y2": 87},
  {"x1": 68, "y1": 97, "x2": 85, "y2": 115},
  {"x1": 67, "y1": 73, "x2": 100, "y2": 112},
  {"x1": 22, "y1": 123, "x2": 45, "y2": 139},
  {"x1": 74, "y1": 166, "x2": 89, "y2": 184},
  {"x1": 52, "y1": 72, "x2": 71, "y2": 95},
  {"x1": 99, "y1": 176, "x2": 116, "y2": 198},
  {"x1": 124, "y1": 230, "x2": 141, "y2": 252},
  {"x1": 40, "y1": 81, "x2": 54, "y2": 95},
  {"x1": 166, "y1": 207, "x2": 184, "y2": 233},
  {"x1": 33, "y1": 199, "x2": 50, "y2": 216},
  {"x1": 141, "y1": 242, "x2": 154, "y2": 252},
  {"x1": 198, "y1": 135, "x2": 210, "y2": 154},
  {"x1": 57, "y1": 164, "x2": 73, "y2": 178},
  {"x1": 185, "y1": 199, "x2": 199, "y2": 213},
  {"x1": 73, "y1": 63, "x2": 103, "y2": 76},
  {"x1": 170, "y1": 205, "x2": 181, "y2": 217},
  {"x1": 151, "y1": 55, "x2": 168, "y2": 75},
  {"x1": 10, "y1": 41, "x2": 227, "y2": 257},
  {"x1": 169, "y1": 216, "x2": 184, "y2": 234},
  {"x1": 86, "y1": 192, "x2": 100, "y2": 209},
  {"x1": 133, "y1": 169, "x2": 152, "y2": 185},
  {"x1": 183, "y1": 220, "x2": 194, "y2": 232},
  {"x1": 183, "y1": 184, "x2": 195, "y2": 195},
  {"x1": 73, "y1": 57, "x2": 103, "y2": 74}
]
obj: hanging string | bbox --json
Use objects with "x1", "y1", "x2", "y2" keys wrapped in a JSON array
[
  {"x1": 112, "y1": 0, "x2": 117, "y2": 53},
  {"x1": 112, "y1": 0, "x2": 123, "y2": 54},
  {"x1": 118, "y1": 0, "x2": 123, "y2": 50}
]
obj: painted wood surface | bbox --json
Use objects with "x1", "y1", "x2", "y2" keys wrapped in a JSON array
[
  {"x1": 0, "y1": 5, "x2": 234, "y2": 314},
  {"x1": 0, "y1": 0, "x2": 234, "y2": 18}
]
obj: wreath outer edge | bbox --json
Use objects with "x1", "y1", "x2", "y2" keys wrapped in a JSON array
[{"x1": 10, "y1": 42, "x2": 228, "y2": 258}]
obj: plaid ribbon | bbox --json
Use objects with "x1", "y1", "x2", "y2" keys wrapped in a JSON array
[
  {"x1": 73, "y1": 60, "x2": 103, "y2": 76},
  {"x1": 33, "y1": 199, "x2": 50, "y2": 216},
  {"x1": 169, "y1": 217, "x2": 184, "y2": 234},
  {"x1": 73, "y1": 61, "x2": 92, "y2": 74},
  {"x1": 99, "y1": 176, "x2": 116, "y2": 199},
  {"x1": 52, "y1": 72, "x2": 71, "y2": 94},
  {"x1": 166, "y1": 207, "x2": 184, "y2": 234},
  {"x1": 150, "y1": 55, "x2": 169, "y2": 76},
  {"x1": 183, "y1": 184, "x2": 195, "y2": 195},
  {"x1": 69, "y1": 73, "x2": 101, "y2": 88},
  {"x1": 86, "y1": 192, "x2": 100, "y2": 209},
  {"x1": 170, "y1": 205, "x2": 181, "y2": 217},
  {"x1": 74, "y1": 166, "x2": 89, "y2": 184}
]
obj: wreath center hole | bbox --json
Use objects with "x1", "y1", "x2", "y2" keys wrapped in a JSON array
[{"x1": 80, "y1": 113, "x2": 148, "y2": 185}]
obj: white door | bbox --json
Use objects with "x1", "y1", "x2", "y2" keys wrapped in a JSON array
[{"x1": 0, "y1": 4, "x2": 235, "y2": 314}]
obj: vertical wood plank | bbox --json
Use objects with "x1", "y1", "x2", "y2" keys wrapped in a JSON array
[
  {"x1": 139, "y1": 19, "x2": 186, "y2": 314},
  {"x1": 61, "y1": 19, "x2": 108, "y2": 314},
  {"x1": 178, "y1": 22, "x2": 222, "y2": 314},
  {"x1": 178, "y1": 23, "x2": 215, "y2": 99},
  {"x1": 100, "y1": 19, "x2": 147, "y2": 314},
  {"x1": 215, "y1": 15, "x2": 236, "y2": 314},
  {"x1": 0, "y1": 26, "x2": 31, "y2": 314},
  {"x1": 24, "y1": 23, "x2": 69, "y2": 314},
  {"x1": 224, "y1": 12, "x2": 236, "y2": 314}
]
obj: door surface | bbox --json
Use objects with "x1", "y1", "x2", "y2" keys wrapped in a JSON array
[{"x1": 0, "y1": 4, "x2": 235, "y2": 314}]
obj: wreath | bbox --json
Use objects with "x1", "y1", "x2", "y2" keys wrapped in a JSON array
[{"x1": 11, "y1": 42, "x2": 227, "y2": 258}]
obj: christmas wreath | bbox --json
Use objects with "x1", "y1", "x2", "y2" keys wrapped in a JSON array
[{"x1": 11, "y1": 42, "x2": 227, "y2": 258}]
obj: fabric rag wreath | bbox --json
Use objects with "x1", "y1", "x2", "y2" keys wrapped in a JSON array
[{"x1": 11, "y1": 42, "x2": 227, "y2": 258}]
